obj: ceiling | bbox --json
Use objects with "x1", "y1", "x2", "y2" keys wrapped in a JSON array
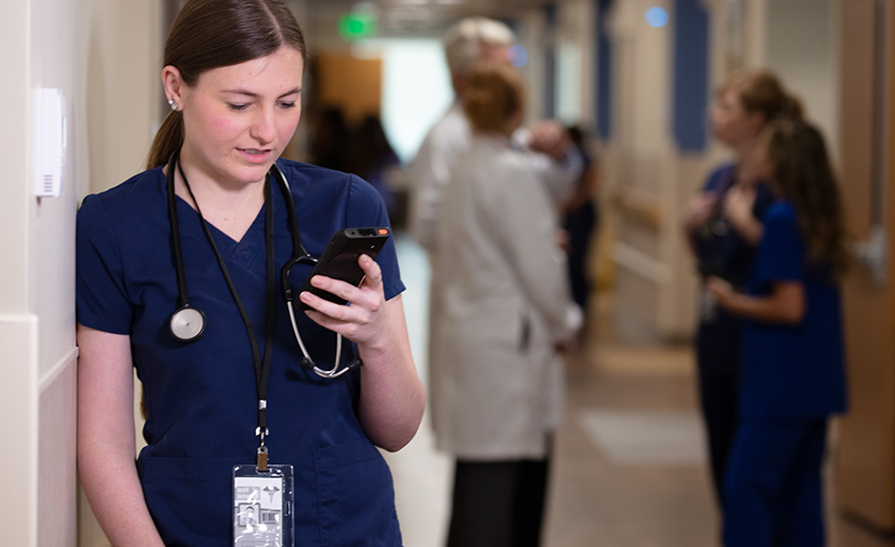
[{"x1": 301, "y1": 0, "x2": 556, "y2": 36}]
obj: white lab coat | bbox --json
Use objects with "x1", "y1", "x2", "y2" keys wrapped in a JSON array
[
  {"x1": 408, "y1": 102, "x2": 583, "y2": 252},
  {"x1": 428, "y1": 134, "x2": 582, "y2": 460}
]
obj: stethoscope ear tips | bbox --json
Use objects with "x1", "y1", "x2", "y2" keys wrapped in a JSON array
[{"x1": 169, "y1": 306, "x2": 207, "y2": 343}]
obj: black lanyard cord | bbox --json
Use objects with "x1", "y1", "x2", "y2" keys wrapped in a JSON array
[
  {"x1": 167, "y1": 155, "x2": 190, "y2": 310},
  {"x1": 272, "y1": 165, "x2": 308, "y2": 258},
  {"x1": 176, "y1": 158, "x2": 276, "y2": 436}
]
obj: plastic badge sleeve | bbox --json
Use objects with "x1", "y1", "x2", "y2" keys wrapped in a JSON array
[{"x1": 233, "y1": 464, "x2": 294, "y2": 547}]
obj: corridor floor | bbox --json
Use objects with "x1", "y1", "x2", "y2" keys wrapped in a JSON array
[{"x1": 384, "y1": 233, "x2": 895, "y2": 547}]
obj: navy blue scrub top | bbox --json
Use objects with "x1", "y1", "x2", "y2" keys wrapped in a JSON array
[
  {"x1": 77, "y1": 159, "x2": 405, "y2": 546},
  {"x1": 741, "y1": 201, "x2": 848, "y2": 419},
  {"x1": 692, "y1": 164, "x2": 776, "y2": 370}
]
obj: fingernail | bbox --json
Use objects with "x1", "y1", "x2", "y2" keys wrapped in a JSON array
[{"x1": 300, "y1": 291, "x2": 311, "y2": 302}]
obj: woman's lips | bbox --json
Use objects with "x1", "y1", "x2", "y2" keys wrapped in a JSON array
[{"x1": 237, "y1": 148, "x2": 273, "y2": 163}]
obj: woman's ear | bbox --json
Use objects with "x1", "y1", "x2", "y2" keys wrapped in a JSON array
[{"x1": 162, "y1": 66, "x2": 186, "y2": 110}]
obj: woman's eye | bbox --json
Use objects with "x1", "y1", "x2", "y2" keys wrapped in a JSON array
[
  {"x1": 279, "y1": 102, "x2": 297, "y2": 109},
  {"x1": 228, "y1": 103, "x2": 249, "y2": 111}
]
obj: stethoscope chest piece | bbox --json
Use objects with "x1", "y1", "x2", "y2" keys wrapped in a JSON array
[{"x1": 169, "y1": 305, "x2": 206, "y2": 342}]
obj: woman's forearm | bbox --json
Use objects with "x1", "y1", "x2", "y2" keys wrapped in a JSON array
[
  {"x1": 79, "y1": 440, "x2": 165, "y2": 547},
  {"x1": 77, "y1": 325, "x2": 165, "y2": 547},
  {"x1": 714, "y1": 280, "x2": 805, "y2": 325},
  {"x1": 357, "y1": 295, "x2": 426, "y2": 452}
]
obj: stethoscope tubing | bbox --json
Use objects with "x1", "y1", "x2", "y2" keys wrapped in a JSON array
[{"x1": 166, "y1": 153, "x2": 358, "y2": 378}]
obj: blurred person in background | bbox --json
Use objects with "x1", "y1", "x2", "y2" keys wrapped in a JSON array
[
  {"x1": 429, "y1": 61, "x2": 582, "y2": 547},
  {"x1": 708, "y1": 119, "x2": 849, "y2": 547},
  {"x1": 560, "y1": 125, "x2": 600, "y2": 326},
  {"x1": 681, "y1": 70, "x2": 803, "y2": 520},
  {"x1": 408, "y1": 15, "x2": 582, "y2": 253},
  {"x1": 310, "y1": 105, "x2": 351, "y2": 172},
  {"x1": 347, "y1": 114, "x2": 402, "y2": 225}
]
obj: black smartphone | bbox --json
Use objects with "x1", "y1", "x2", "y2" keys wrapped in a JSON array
[{"x1": 296, "y1": 227, "x2": 391, "y2": 310}]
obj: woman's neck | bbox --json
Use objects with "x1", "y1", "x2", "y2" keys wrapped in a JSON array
[
  {"x1": 734, "y1": 136, "x2": 760, "y2": 187},
  {"x1": 173, "y1": 149, "x2": 267, "y2": 242}
]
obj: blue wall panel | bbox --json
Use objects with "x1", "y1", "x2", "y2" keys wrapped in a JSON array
[
  {"x1": 596, "y1": 0, "x2": 613, "y2": 140},
  {"x1": 544, "y1": 2, "x2": 557, "y2": 119},
  {"x1": 673, "y1": 0, "x2": 709, "y2": 151}
]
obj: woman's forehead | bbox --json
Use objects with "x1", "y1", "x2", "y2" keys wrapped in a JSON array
[{"x1": 196, "y1": 47, "x2": 304, "y2": 91}]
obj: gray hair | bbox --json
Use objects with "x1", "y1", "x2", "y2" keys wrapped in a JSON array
[{"x1": 443, "y1": 16, "x2": 515, "y2": 75}]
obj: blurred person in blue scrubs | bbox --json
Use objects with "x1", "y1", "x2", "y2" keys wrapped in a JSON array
[
  {"x1": 682, "y1": 70, "x2": 803, "y2": 519},
  {"x1": 559, "y1": 125, "x2": 600, "y2": 323},
  {"x1": 708, "y1": 119, "x2": 849, "y2": 547}
]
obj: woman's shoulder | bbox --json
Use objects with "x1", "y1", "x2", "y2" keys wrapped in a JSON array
[
  {"x1": 763, "y1": 199, "x2": 796, "y2": 222},
  {"x1": 277, "y1": 158, "x2": 378, "y2": 197},
  {"x1": 79, "y1": 167, "x2": 166, "y2": 221},
  {"x1": 276, "y1": 158, "x2": 387, "y2": 222}
]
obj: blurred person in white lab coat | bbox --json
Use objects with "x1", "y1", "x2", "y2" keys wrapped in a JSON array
[
  {"x1": 408, "y1": 16, "x2": 582, "y2": 252},
  {"x1": 429, "y1": 61, "x2": 582, "y2": 547}
]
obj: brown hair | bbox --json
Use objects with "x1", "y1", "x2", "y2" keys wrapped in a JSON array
[
  {"x1": 146, "y1": 0, "x2": 306, "y2": 169},
  {"x1": 720, "y1": 69, "x2": 803, "y2": 125},
  {"x1": 765, "y1": 119, "x2": 850, "y2": 279},
  {"x1": 462, "y1": 62, "x2": 525, "y2": 134}
]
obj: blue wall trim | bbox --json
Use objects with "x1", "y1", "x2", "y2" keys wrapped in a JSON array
[
  {"x1": 544, "y1": 2, "x2": 557, "y2": 119},
  {"x1": 596, "y1": 0, "x2": 613, "y2": 139},
  {"x1": 673, "y1": 0, "x2": 709, "y2": 151}
]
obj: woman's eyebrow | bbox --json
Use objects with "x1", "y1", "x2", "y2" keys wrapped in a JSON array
[{"x1": 221, "y1": 87, "x2": 301, "y2": 99}]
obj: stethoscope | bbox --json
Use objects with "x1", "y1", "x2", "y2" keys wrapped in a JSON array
[{"x1": 165, "y1": 152, "x2": 360, "y2": 378}]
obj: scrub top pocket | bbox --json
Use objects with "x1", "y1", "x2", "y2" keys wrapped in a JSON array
[
  {"x1": 138, "y1": 454, "x2": 252, "y2": 547},
  {"x1": 313, "y1": 439, "x2": 402, "y2": 546}
]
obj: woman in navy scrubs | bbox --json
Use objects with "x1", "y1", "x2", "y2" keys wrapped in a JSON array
[
  {"x1": 682, "y1": 70, "x2": 801, "y2": 512},
  {"x1": 76, "y1": 1, "x2": 425, "y2": 545},
  {"x1": 708, "y1": 119, "x2": 849, "y2": 546}
]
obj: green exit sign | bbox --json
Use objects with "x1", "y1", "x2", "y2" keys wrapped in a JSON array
[{"x1": 339, "y1": 12, "x2": 376, "y2": 40}]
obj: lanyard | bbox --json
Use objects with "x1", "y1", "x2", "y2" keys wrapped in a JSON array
[{"x1": 176, "y1": 158, "x2": 276, "y2": 468}]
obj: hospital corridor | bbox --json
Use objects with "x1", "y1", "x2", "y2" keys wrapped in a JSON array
[
  {"x1": 7, "y1": 0, "x2": 895, "y2": 546},
  {"x1": 383, "y1": 232, "x2": 895, "y2": 547}
]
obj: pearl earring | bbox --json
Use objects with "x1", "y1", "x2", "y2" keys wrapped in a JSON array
[{"x1": 168, "y1": 98, "x2": 178, "y2": 111}]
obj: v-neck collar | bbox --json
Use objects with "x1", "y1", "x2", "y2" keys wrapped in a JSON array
[{"x1": 174, "y1": 191, "x2": 268, "y2": 270}]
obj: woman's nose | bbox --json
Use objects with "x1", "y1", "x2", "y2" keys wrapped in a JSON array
[{"x1": 250, "y1": 106, "x2": 277, "y2": 144}]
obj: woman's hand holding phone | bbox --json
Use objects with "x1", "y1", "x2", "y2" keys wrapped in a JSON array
[{"x1": 299, "y1": 254, "x2": 394, "y2": 350}]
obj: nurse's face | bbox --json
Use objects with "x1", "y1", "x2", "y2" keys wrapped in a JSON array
[
  {"x1": 709, "y1": 88, "x2": 762, "y2": 148},
  {"x1": 166, "y1": 46, "x2": 304, "y2": 188}
]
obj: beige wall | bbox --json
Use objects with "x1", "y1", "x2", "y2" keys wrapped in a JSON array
[
  {"x1": 765, "y1": 0, "x2": 840, "y2": 164},
  {"x1": 0, "y1": 0, "x2": 82, "y2": 544},
  {"x1": 85, "y1": 1, "x2": 161, "y2": 194},
  {"x1": 80, "y1": 4, "x2": 161, "y2": 545},
  {"x1": 0, "y1": 0, "x2": 159, "y2": 546}
]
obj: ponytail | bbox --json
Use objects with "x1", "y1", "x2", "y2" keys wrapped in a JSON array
[
  {"x1": 778, "y1": 93, "x2": 804, "y2": 124},
  {"x1": 147, "y1": 110, "x2": 184, "y2": 169}
]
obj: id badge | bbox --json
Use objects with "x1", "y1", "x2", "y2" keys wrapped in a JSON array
[{"x1": 233, "y1": 464, "x2": 294, "y2": 547}]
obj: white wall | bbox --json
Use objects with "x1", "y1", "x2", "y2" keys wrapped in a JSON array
[
  {"x1": 764, "y1": 0, "x2": 840, "y2": 163},
  {"x1": 0, "y1": 1, "x2": 159, "y2": 545},
  {"x1": 0, "y1": 0, "x2": 81, "y2": 544}
]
